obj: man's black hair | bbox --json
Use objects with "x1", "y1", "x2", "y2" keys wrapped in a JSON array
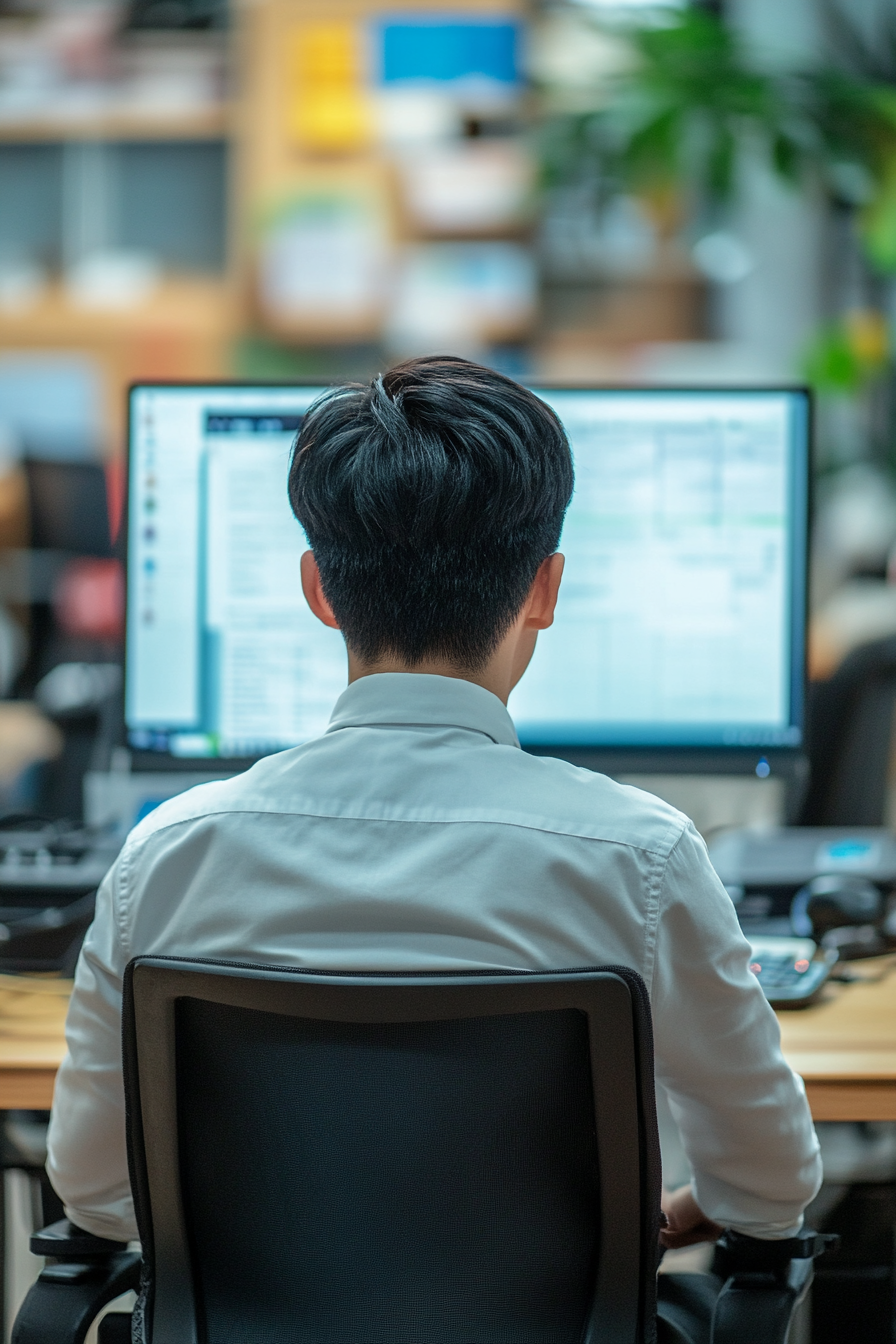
[{"x1": 288, "y1": 355, "x2": 574, "y2": 671}]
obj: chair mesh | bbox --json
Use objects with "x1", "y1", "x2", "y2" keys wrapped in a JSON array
[{"x1": 175, "y1": 1001, "x2": 600, "y2": 1344}]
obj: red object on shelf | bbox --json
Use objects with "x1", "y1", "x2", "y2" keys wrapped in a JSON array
[{"x1": 54, "y1": 558, "x2": 125, "y2": 641}]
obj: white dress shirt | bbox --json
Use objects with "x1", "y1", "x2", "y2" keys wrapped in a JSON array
[{"x1": 47, "y1": 673, "x2": 821, "y2": 1242}]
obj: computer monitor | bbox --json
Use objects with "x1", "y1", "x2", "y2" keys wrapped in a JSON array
[{"x1": 125, "y1": 383, "x2": 809, "y2": 771}]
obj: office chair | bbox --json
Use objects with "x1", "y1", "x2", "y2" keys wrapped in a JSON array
[
  {"x1": 12, "y1": 958, "x2": 834, "y2": 1344},
  {"x1": 799, "y1": 633, "x2": 896, "y2": 826}
]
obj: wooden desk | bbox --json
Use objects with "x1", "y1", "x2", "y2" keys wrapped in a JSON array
[
  {"x1": 778, "y1": 956, "x2": 896, "y2": 1121},
  {"x1": 0, "y1": 976, "x2": 69, "y2": 1110},
  {"x1": 2, "y1": 961, "x2": 896, "y2": 1120}
]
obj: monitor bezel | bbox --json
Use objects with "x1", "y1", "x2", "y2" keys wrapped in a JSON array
[{"x1": 122, "y1": 380, "x2": 812, "y2": 779}]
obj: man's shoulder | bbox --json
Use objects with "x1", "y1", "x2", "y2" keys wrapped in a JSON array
[
  {"x1": 487, "y1": 748, "x2": 690, "y2": 858},
  {"x1": 121, "y1": 740, "x2": 690, "y2": 865},
  {"x1": 121, "y1": 742, "x2": 342, "y2": 849},
  {"x1": 122, "y1": 763, "x2": 281, "y2": 847}
]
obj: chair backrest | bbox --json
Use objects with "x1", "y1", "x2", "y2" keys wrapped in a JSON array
[
  {"x1": 800, "y1": 634, "x2": 896, "y2": 826},
  {"x1": 123, "y1": 958, "x2": 661, "y2": 1344}
]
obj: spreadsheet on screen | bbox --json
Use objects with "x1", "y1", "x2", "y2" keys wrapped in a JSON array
[{"x1": 125, "y1": 384, "x2": 808, "y2": 761}]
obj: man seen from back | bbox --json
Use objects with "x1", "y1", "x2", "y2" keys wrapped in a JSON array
[{"x1": 47, "y1": 356, "x2": 821, "y2": 1250}]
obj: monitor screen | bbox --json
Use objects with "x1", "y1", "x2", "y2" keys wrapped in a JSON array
[
  {"x1": 125, "y1": 383, "x2": 809, "y2": 761},
  {"x1": 509, "y1": 389, "x2": 808, "y2": 750}
]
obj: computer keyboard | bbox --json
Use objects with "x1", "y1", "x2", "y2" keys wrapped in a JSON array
[
  {"x1": 0, "y1": 820, "x2": 122, "y2": 973},
  {"x1": 0, "y1": 819, "x2": 120, "y2": 894},
  {"x1": 747, "y1": 936, "x2": 837, "y2": 1007}
]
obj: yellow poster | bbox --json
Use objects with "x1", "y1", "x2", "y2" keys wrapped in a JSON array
[{"x1": 286, "y1": 21, "x2": 373, "y2": 153}]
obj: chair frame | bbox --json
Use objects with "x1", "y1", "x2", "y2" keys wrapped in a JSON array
[{"x1": 124, "y1": 958, "x2": 662, "y2": 1344}]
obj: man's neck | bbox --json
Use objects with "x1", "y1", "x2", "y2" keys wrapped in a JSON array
[{"x1": 346, "y1": 655, "x2": 511, "y2": 705}]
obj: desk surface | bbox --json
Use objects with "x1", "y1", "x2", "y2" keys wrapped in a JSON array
[
  {"x1": 0, "y1": 975, "x2": 70, "y2": 1109},
  {"x1": 777, "y1": 955, "x2": 896, "y2": 1120},
  {"x1": 2, "y1": 963, "x2": 896, "y2": 1119}
]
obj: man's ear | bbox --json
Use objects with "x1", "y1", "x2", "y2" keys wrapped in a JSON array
[
  {"x1": 524, "y1": 553, "x2": 565, "y2": 631},
  {"x1": 300, "y1": 552, "x2": 340, "y2": 629}
]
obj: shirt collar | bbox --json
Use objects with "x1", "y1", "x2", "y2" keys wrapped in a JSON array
[{"x1": 326, "y1": 673, "x2": 520, "y2": 749}]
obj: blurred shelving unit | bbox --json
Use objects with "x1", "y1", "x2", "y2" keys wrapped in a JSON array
[
  {"x1": 0, "y1": 23, "x2": 233, "y2": 456},
  {"x1": 534, "y1": 247, "x2": 708, "y2": 384},
  {"x1": 235, "y1": 0, "x2": 534, "y2": 360},
  {"x1": 0, "y1": 106, "x2": 230, "y2": 141},
  {"x1": 0, "y1": 0, "x2": 719, "y2": 462},
  {"x1": 0, "y1": 0, "x2": 539, "y2": 452},
  {"x1": 0, "y1": 277, "x2": 237, "y2": 447}
]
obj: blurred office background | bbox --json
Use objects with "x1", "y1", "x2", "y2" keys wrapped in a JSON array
[
  {"x1": 0, "y1": 0, "x2": 895, "y2": 815},
  {"x1": 1, "y1": 3, "x2": 896, "y2": 1342}
]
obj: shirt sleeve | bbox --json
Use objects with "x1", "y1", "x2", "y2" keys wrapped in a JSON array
[
  {"x1": 46, "y1": 850, "x2": 137, "y2": 1242},
  {"x1": 650, "y1": 822, "x2": 822, "y2": 1239}
]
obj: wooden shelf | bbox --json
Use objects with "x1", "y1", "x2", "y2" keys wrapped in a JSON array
[
  {"x1": 0, "y1": 275, "x2": 236, "y2": 340},
  {"x1": 0, "y1": 103, "x2": 231, "y2": 143},
  {"x1": 0, "y1": 277, "x2": 238, "y2": 453}
]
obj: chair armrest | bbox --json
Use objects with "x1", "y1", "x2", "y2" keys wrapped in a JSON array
[
  {"x1": 709, "y1": 1229, "x2": 839, "y2": 1344},
  {"x1": 29, "y1": 1219, "x2": 130, "y2": 1261},
  {"x1": 12, "y1": 1220, "x2": 141, "y2": 1344},
  {"x1": 712, "y1": 1229, "x2": 839, "y2": 1278}
]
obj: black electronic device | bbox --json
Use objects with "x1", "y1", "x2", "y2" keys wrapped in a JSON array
[
  {"x1": 790, "y1": 872, "x2": 889, "y2": 959},
  {"x1": 0, "y1": 818, "x2": 120, "y2": 973},
  {"x1": 745, "y1": 935, "x2": 838, "y2": 1007},
  {"x1": 709, "y1": 826, "x2": 896, "y2": 957},
  {"x1": 25, "y1": 460, "x2": 112, "y2": 558}
]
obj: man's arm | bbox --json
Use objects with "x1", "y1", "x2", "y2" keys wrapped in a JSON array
[
  {"x1": 46, "y1": 855, "x2": 137, "y2": 1242},
  {"x1": 650, "y1": 823, "x2": 822, "y2": 1239}
]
